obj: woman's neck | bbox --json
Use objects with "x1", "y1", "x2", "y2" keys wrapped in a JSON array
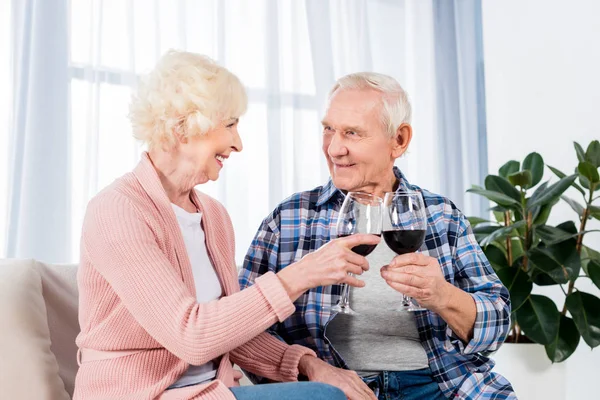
[{"x1": 148, "y1": 150, "x2": 197, "y2": 213}]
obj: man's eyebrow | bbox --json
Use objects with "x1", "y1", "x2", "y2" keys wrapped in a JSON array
[{"x1": 320, "y1": 121, "x2": 364, "y2": 132}]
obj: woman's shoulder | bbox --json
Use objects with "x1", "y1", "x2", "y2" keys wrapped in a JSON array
[{"x1": 86, "y1": 172, "x2": 150, "y2": 220}]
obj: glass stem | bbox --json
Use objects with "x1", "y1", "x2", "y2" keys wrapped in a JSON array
[
  {"x1": 402, "y1": 294, "x2": 411, "y2": 306},
  {"x1": 340, "y1": 277, "x2": 352, "y2": 308}
]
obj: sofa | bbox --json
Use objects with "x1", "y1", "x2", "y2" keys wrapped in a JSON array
[
  {"x1": 0, "y1": 259, "x2": 252, "y2": 399},
  {"x1": 0, "y1": 259, "x2": 79, "y2": 399}
]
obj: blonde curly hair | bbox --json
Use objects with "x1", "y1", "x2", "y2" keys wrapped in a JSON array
[{"x1": 129, "y1": 50, "x2": 248, "y2": 149}]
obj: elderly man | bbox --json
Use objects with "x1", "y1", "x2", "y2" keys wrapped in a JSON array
[{"x1": 239, "y1": 72, "x2": 515, "y2": 400}]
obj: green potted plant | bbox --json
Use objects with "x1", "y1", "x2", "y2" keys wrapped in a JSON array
[{"x1": 467, "y1": 140, "x2": 600, "y2": 363}]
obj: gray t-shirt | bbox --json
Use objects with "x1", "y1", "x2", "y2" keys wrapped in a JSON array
[{"x1": 325, "y1": 240, "x2": 429, "y2": 375}]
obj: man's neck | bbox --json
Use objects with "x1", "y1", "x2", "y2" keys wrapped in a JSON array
[{"x1": 345, "y1": 169, "x2": 399, "y2": 199}]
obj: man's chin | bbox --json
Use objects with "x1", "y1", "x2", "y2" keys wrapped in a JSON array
[{"x1": 331, "y1": 176, "x2": 355, "y2": 192}]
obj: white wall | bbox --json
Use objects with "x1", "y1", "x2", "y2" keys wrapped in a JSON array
[{"x1": 482, "y1": 1, "x2": 600, "y2": 399}]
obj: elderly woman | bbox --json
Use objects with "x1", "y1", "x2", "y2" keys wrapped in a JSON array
[{"x1": 73, "y1": 50, "x2": 380, "y2": 400}]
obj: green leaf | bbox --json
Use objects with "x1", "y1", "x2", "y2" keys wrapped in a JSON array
[
  {"x1": 556, "y1": 220, "x2": 578, "y2": 234},
  {"x1": 587, "y1": 260, "x2": 600, "y2": 291},
  {"x1": 511, "y1": 238, "x2": 525, "y2": 261},
  {"x1": 561, "y1": 195, "x2": 585, "y2": 217},
  {"x1": 582, "y1": 246, "x2": 600, "y2": 276},
  {"x1": 467, "y1": 188, "x2": 521, "y2": 207},
  {"x1": 496, "y1": 267, "x2": 532, "y2": 312},
  {"x1": 517, "y1": 295, "x2": 560, "y2": 345},
  {"x1": 528, "y1": 248, "x2": 570, "y2": 284},
  {"x1": 527, "y1": 175, "x2": 578, "y2": 210},
  {"x1": 532, "y1": 196, "x2": 559, "y2": 226},
  {"x1": 499, "y1": 160, "x2": 520, "y2": 178},
  {"x1": 467, "y1": 217, "x2": 492, "y2": 227},
  {"x1": 579, "y1": 174, "x2": 591, "y2": 190},
  {"x1": 522, "y1": 152, "x2": 545, "y2": 187},
  {"x1": 480, "y1": 221, "x2": 527, "y2": 248},
  {"x1": 484, "y1": 244, "x2": 508, "y2": 271},
  {"x1": 565, "y1": 291, "x2": 600, "y2": 348},
  {"x1": 473, "y1": 224, "x2": 501, "y2": 243},
  {"x1": 574, "y1": 141, "x2": 586, "y2": 163},
  {"x1": 585, "y1": 140, "x2": 600, "y2": 168},
  {"x1": 531, "y1": 269, "x2": 561, "y2": 286},
  {"x1": 535, "y1": 225, "x2": 576, "y2": 245},
  {"x1": 590, "y1": 206, "x2": 600, "y2": 221},
  {"x1": 545, "y1": 315, "x2": 580, "y2": 363},
  {"x1": 532, "y1": 204, "x2": 557, "y2": 226},
  {"x1": 485, "y1": 175, "x2": 522, "y2": 203},
  {"x1": 492, "y1": 210, "x2": 505, "y2": 224},
  {"x1": 508, "y1": 170, "x2": 533, "y2": 189},
  {"x1": 578, "y1": 161, "x2": 600, "y2": 184},
  {"x1": 584, "y1": 246, "x2": 600, "y2": 261},
  {"x1": 547, "y1": 165, "x2": 585, "y2": 195},
  {"x1": 544, "y1": 240, "x2": 581, "y2": 280}
]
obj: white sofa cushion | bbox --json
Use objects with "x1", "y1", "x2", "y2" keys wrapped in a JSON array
[
  {"x1": 38, "y1": 261, "x2": 79, "y2": 396},
  {"x1": 0, "y1": 259, "x2": 73, "y2": 399}
]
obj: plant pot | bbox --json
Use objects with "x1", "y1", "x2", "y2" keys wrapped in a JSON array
[{"x1": 491, "y1": 343, "x2": 566, "y2": 400}]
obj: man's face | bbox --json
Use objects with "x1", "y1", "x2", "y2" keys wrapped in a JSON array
[{"x1": 321, "y1": 88, "x2": 398, "y2": 194}]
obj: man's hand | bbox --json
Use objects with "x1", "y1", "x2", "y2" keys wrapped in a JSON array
[
  {"x1": 380, "y1": 252, "x2": 452, "y2": 313},
  {"x1": 298, "y1": 356, "x2": 377, "y2": 400},
  {"x1": 380, "y1": 252, "x2": 476, "y2": 342}
]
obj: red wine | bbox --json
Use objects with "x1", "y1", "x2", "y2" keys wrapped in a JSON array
[
  {"x1": 382, "y1": 230, "x2": 426, "y2": 255},
  {"x1": 338, "y1": 234, "x2": 381, "y2": 256}
]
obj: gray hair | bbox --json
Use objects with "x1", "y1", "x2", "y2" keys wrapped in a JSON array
[{"x1": 329, "y1": 72, "x2": 412, "y2": 137}]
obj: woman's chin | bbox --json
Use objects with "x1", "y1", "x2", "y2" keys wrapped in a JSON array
[{"x1": 195, "y1": 173, "x2": 211, "y2": 185}]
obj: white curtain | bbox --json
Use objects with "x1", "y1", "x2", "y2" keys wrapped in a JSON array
[{"x1": 2, "y1": 0, "x2": 488, "y2": 264}]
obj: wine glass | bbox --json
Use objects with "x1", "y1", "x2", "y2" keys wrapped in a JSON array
[
  {"x1": 331, "y1": 192, "x2": 383, "y2": 315},
  {"x1": 383, "y1": 191, "x2": 427, "y2": 312}
]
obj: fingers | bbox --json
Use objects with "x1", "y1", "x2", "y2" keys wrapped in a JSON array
[
  {"x1": 388, "y1": 252, "x2": 430, "y2": 268},
  {"x1": 344, "y1": 274, "x2": 366, "y2": 288},
  {"x1": 345, "y1": 262, "x2": 368, "y2": 276},
  {"x1": 380, "y1": 268, "x2": 427, "y2": 288},
  {"x1": 384, "y1": 280, "x2": 423, "y2": 299},
  {"x1": 338, "y1": 233, "x2": 381, "y2": 248},
  {"x1": 348, "y1": 373, "x2": 377, "y2": 400},
  {"x1": 343, "y1": 248, "x2": 370, "y2": 271},
  {"x1": 355, "y1": 379, "x2": 377, "y2": 400}
]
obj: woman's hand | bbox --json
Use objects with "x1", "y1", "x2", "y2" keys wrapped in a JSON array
[{"x1": 277, "y1": 234, "x2": 380, "y2": 301}]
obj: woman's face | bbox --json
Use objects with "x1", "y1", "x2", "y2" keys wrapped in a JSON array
[{"x1": 178, "y1": 118, "x2": 243, "y2": 184}]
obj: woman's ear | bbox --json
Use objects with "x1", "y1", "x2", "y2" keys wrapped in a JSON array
[
  {"x1": 174, "y1": 120, "x2": 188, "y2": 144},
  {"x1": 392, "y1": 123, "x2": 412, "y2": 158}
]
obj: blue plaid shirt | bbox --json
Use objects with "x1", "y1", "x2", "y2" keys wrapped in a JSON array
[{"x1": 239, "y1": 168, "x2": 515, "y2": 399}]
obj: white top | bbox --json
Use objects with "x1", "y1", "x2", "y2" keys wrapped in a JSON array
[{"x1": 167, "y1": 203, "x2": 223, "y2": 390}]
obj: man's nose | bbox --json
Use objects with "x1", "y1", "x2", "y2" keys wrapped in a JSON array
[{"x1": 327, "y1": 132, "x2": 348, "y2": 158}]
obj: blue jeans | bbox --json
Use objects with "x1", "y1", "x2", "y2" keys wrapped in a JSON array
[
  {"x1": 230, "y1": 382, "x2": 346, "y2": 400},
  {"x1": 362, "y1": 368, "x2": 447, "y2": 400}
]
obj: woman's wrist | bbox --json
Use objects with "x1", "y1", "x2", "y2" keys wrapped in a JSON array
[{"x1": 276, "y1": 263, "x2": 309, "y2": 302}]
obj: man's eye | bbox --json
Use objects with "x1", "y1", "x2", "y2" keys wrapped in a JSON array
[{"x1": 346, "y1": 131, "x2": 357, "y2": 136}]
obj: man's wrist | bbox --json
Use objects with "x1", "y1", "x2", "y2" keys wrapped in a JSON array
[{"x1": 433, "y1": 282, "x2": 459, "y2": 315}]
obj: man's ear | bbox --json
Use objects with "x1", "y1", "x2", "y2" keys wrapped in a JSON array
[{"x1": 392, "y1": 123, "x2": 412, "y2": 158}]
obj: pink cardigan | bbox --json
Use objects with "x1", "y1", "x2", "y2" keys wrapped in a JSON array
[{"x1": 74, "y1": 153, "x2": 315, "y2": 400}]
